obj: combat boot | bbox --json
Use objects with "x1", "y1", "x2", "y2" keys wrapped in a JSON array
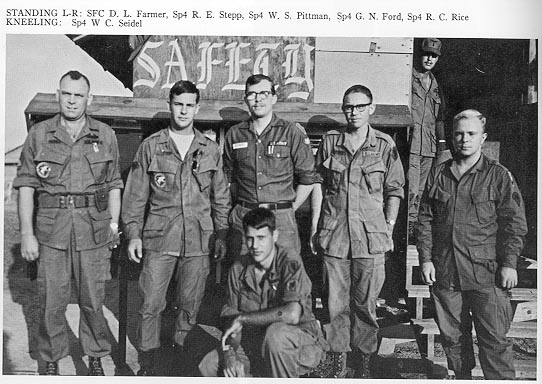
[
  {"x1": 137, "y1": 349, "x2": 157, "y2": 376},
  {"x1": 453, "y1": 370, "x2": 472, "y2": 380},
  {"x1": 88, "y1": 356, "x2": 105, "y2": 375},
  {"x1": 354, "y1": 352, "x2": 372, "y2": 379},
  {"x1": 44, "y1": 361, "x2": 59, "y2": 375}
]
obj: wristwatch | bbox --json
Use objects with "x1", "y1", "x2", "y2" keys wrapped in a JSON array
[
  {"x1": 109, "y1": 222, "x2": 119, "y2": 231},
  {"x1": 386, "y1": 219, "x2": 396, "y2": 226}
]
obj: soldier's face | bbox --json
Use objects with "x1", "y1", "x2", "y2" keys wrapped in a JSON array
[
  {"x1": 169, "y1": 93, "x2": 200, "y2": 132},
  {"x1": 453, "y1": 118, "x2": 487, "y2": 159},
  {"x1": 420, "y1": 53, "x2": 439, "y2": 71},
  {"x1": 245, "y1": 80, "x2": 277, "y2": 120},
  {"x1": 245, "y1": 225, "x2": 279, "y2": 269},
  {"x1": 342, "y1": 92, "x2": 375, "y2": 130},
  {"x1": 57, "y1": 77, "x2": 91, "y2": 122}
]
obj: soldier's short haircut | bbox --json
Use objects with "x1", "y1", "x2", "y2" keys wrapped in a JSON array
[
  {"x1": 243, "y1": 207, "x2": 277, "y2": 232},
  {"x1": 245, "y1": 74, "x2": 276, "y2": 95},
  {"x1": 343, "y1": 84, "x2": 373, "y2": 104},
  {"x1": 169, "y1": 80, "x2": 200, "y2": 103},
  {"x1": 453, "y1": 109, "x2": 487, "y2": 132},
  {"x1": 60, "y1": 70, "x2": 90, "y2": 89}
]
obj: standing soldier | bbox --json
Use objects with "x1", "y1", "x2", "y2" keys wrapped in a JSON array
[
  {"x1": 121, "y1": 80, "x2": 230, "y2": 375},
  {"x1": 313, "y1": 85, "x2": 405, "y2": 378},
  {"x1": 14, "y1": 70, "x2": 123, "y2": 375},
  {"x1": 408, "y1": 38, "x2": 448, "y2": 242},
  {"x1": 223, "y1": 74, "x2": 317, "y2": 260},
  {"x1": 416, "y1": 110, "x2": 527, "y2": 379}
]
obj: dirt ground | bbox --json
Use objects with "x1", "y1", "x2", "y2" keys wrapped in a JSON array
[{"x1": 2, "y1": 198, "x2": 537, "y2": 378}]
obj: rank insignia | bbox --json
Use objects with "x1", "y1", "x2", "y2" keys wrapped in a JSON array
[
  {"x1": 154, "y1": 173, "x2": 167, "y2": 188},
  {"x1": 36, "y1": 162, "x2": 51, "y2": 178}
]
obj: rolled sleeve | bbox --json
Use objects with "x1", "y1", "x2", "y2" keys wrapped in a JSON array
[
  {"x1": 105, "y1": 131, "x2": 124, "y2": 191},
  {"x1": 13, "y1": 129, "x2": 41, "y2": 190},
  {"x1": 290, "y1": 123, "x2": 316, "y2": 185},
  {"x1": 383, "y1": 144, "x2": 405, "y2": 199},
  {"x1": 221, "y1": 264, "x2": 242, "y2": 318}
]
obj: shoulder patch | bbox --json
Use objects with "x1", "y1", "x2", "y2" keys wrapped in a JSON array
[{"x1": 512, "y1": 192, "x2": 521, "y2": 207}]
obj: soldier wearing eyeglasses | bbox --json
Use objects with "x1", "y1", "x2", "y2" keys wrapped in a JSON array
[
  {"x1": 223, "y1": 74, "x2": 317, "y2": 260},
  {"x1": 312, "y1": 85, "x2": 405, "y2": 378}
]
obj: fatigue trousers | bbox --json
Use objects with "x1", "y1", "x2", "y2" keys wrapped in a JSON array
[
  {"x1": 228, "y1": 204, "x2": 301, "y2": 259},
  {"x1": 407, "y1": 153, "x2": 434, "y2": 223},
  {"x1": 199, "y1": 322, "x2": 325, "y2": 377},
  {"x1": 432, "y1": 286, "x2": 515, "y2": 379},
  {"x1": 138, "y1": 251, "x2": 210, "y2": 351},
  {"x1": 37, "y1": 236, "x2": 112, "y2": 362},
  {"x1": 323, "y1": 256, "x2": 385, "y2": 354}
]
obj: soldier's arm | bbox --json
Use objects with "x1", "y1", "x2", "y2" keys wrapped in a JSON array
[
  {"x1": 19, "y1": 186, "x2": 39, "y2": 261},
  {"x1": 496, "y1": 169, "x2": 528, "y2": 288},
  {"x1": 290, "y1": 123, "x2": 317, "y2": 198},
  {"x1": 416, "y1": 166, "x2": 438, "y2": 285},
  {"x1": 210, "y1": 150, "x2": 231, "y2": 260}
]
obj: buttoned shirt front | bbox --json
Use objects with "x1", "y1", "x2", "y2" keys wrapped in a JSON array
[
  {"x1": 122, "y1": 128, "x2": 230, "y2": 256},
  {"x1": 13, "y1": 114, "x2": 123, "y2": 250},
  {"x1": 316, "y1": 126, "x2": 405, "y2": 258},
  {"x1": 223, "y1": 114, "x2": 316, "y2": 204},
  {"x1": 410, "y1": 68, "x2": 444, "y2": 157},
  {"x1": 416, "y1": 154, "x2": 527, "y2": 290}
]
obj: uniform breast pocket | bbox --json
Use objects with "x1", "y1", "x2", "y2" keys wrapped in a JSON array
[
  {"x1": 362, "y1": 160, "x2": 386, "y2": 194},
  {"x1": 430, "y1": 186, "x2": 451, "y2": 221},
  {"x1": 323, "y1": 155, "x2": 347, "y2": 190},
  {"x1": 85, "y1": 151, "x2": 113, "y2": 184},
  {"x1": 34, "y1": 147, "x2": 68, "y2": 185},
  {"x1": 193, "y1": 156, "x2": 217, "y2": 192},
  {"x1": 472, "y1": 190, "x2": 497, "y2": 224},
  {"x1": 148, "y1": 156, "x2": 178, "y2": 192},
  {"x1": 264, "y1": 145, "x2": 291, "y2": 177}
]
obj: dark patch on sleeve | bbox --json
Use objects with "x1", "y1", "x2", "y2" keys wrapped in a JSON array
[
  {"x1": 512, "y1": 192, "x2": 521, "y2": 207},
  {"x1": 391, "y1": 146, "x2": 399, "y2": 161},
  {"x1": 287, "y1": 280, "x2": 297, "y2": 292},
  {"x1": 131, "y1": 162, "x2": 140, "y2": 170},
  {"x1": 287, "y1": 260, "x2": 300, "y2": 274}
]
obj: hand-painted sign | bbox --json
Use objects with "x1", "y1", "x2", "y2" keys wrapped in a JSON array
[{"x1": 133, "y1": 35, "x2": 315, "y2": 102}]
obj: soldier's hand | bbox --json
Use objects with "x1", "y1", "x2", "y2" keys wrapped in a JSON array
[
  {"x1": 108, "y1": 227, "x2": 121, "y2": 251},
  {"x1": 128, "y1": 238, "x2": 143, "y2": 263},
  {"x1": 21, "y1": 234, "x2": 39, "y2": 261},
  {"x1": 499, "y1": 267, "x2": 518, "y2": 289},
  {"x1": 421, "y1": 261, "x2": 436, "y2": 285},
  {"x1": 222, "y1": 317, "x2": 243, "y2": 350},
  {"x1": 309, "y1": 227, "x2": 318, "y2": 255},
  {"x1": 213, "y1": 238, "x2": 227, "y2": 261},
  {"x1": 222, "y1": 350, "x2": 245, "y2": 377}
]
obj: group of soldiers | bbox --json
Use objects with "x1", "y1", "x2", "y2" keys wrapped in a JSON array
[{"x1": 14, "y1": 38, "x2": 527, "y2": 380}]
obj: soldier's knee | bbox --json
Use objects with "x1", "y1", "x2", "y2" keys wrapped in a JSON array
[
  {"x1": 263, "y1": 323, "x2": 291, "y2": 353},
  {"x1": 199, "y1": 349, "x2": 219, "y2": 377}
]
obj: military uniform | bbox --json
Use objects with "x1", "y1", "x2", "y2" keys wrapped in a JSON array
[
  {"x1": 13, "y1": 114, "x2": 123, "y2": 363},
  {"x1": 224, "y1": 114, "x2": 316, "y2": 258},
  {"x1": 416, "y1": 154, "x2": 527, "y2": 379},
  {"x1": 408, "y1": 68, "x2": 445, "y2": 223},
  {"x1": 199, "y1": 245, "x2": 328, "y2": 377},
  {"x1": 315, "y1": 126, "x2": 404, "y2": 354},
  {"x1": 122, "y1": 128, "x2": 230, "y2": 350}
]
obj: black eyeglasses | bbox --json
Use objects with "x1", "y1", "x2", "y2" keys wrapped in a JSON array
[
  {"x1": 245, "y1": 91, "x2": 272, "y2": 100},
  {"x1": 342, "y1": 102, "x2": 372, "y2": 113}
]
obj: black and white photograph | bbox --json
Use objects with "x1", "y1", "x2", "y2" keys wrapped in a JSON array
[{"x1": 1, "y1": 0, "x2": 540, "y2": 382}]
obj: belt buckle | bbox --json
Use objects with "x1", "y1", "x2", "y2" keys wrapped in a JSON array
[{"x1": 259, "y1": 203, "x2": 275, "y2": 210}]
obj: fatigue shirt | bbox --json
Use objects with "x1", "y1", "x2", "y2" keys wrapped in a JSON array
[
  {"x1": 221, "y1": 245, "x2": 321, "y2": 335},
  {"x1": 316, "y1": 126, "x2": 405, "y2": 259},
  {"x1": 122, "y1": 128, "x2": 230, "y2": 256},
  {"x1": 410, "y1": 68, "x2": 444, "y2": 157},
  {"x1": 13, "y1": 114, "x2": 123, "y2": 251},
  {"x1": 223, "y1": 114, "x2": 316, "y2": 204},
  {"x1": 416, "y1": 154, "x2": 527, "y2": 290}
]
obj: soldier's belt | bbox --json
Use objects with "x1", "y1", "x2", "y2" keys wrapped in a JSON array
[
  {"x1": 38, "y1": 193, "x2": 96, "y2": 209},
  {"x1": 239, "y1": 201, "x2": 293, "y2": 210}
]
